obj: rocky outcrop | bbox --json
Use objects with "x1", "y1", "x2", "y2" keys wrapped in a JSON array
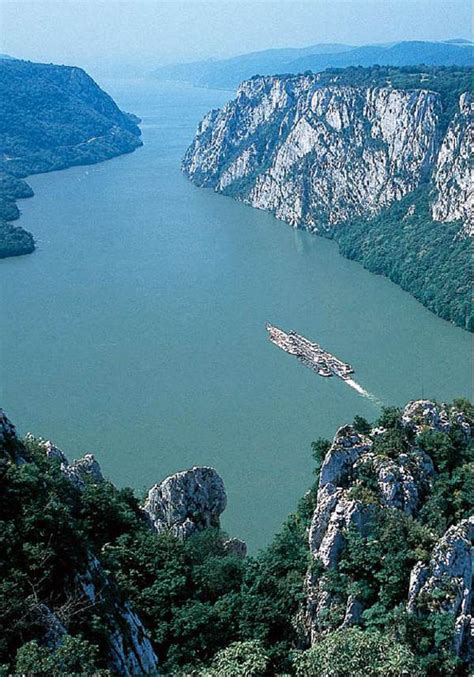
[
  {"x1": 143, "y1": 466, "x2": 227, "y2": 539},
  {"x1": 303, "y1": 400, "x2": 473, "y2": 649},
  {"x1": 34, "y1": 437, "x2": 104, "y2": 490},
  {"x1": 183, "y1": 73, "x2": 471, "y2": 238},
  {"x1": 0, "y1": 408, "x2": 26, "y2": 463},
  {"x1": 432, "y1": 92, "x2": 473, "y2": 236},
  {"x1": 305, "y1": 426, "x2": 375, "y2": 640},
  {"x1": 402, "y1": 399, "x2": 471, "y2": 438},
  {"x1": 78, "y1": 556, "x2": 158, "y2": 676},
  {"x1": 370, "y1": 450, "x2": 434, "y2": 515},
  {"x1": 319, "y1": 426, "x2": 372, "y2": 488},
  {"x1": 408, "y1": 517, "x2": 473, "y2": 659},
  {"x1": 223, "y1": 537, "x2": 248, "y2": 558}
]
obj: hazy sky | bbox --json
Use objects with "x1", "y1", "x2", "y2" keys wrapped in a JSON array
[{"x1": 0, "y1": 0, "x2": 472, "y2": 70}]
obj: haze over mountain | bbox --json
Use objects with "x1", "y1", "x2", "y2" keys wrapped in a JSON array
[{"x1": 153, "y1": 39, "x2": 473, "y2": 89}]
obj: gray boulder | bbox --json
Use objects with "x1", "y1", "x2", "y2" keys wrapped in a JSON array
[{"x1": 143, "y1": 466, "x2": 227, "y2": 539}]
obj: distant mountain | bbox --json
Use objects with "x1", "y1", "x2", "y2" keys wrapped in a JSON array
[
  {"x1": 290, "y1": 40, "x2": 473, "y2": 73},
  {"x1": 152, "y1": 43, "x2": 354, "y2": 89},
  {"x1": 0, "y1": 58, "x2": 142, "y2": 258},
  {"x1": 153, "y1": 39, "x2": 473, "y2": 89}
]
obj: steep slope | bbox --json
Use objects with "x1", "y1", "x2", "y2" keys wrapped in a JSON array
[
  {"x1": 183, "y1": 66, "x2": 473, "y2": 329},
  {"x1": 153, "y1": 40, "x2": 473, "y2": 90},
  {"x1": 0, "y1": 59, "x2": 142, "y2": 258},
  {"x1": 1, "y1": 397, "x2": 472, "y2": 675}
]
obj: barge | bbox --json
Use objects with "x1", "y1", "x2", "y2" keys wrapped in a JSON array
[{"x1": 266, "y1": 323, "x2": 354, "y2": 380}]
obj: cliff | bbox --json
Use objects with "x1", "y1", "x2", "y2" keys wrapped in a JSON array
[
  {"x1": 1, "y1": 396, "x2": 472, "y2": 675},
  {"x1": 0, "y1": 59, "x2": 143, "y2": 258},
  {"x1": 183, "y1": 66, "x2": 473, "y2": 330}
]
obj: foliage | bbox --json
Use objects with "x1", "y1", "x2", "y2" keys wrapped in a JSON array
[
  {"x1": 0, "y1": 219, "x2": 35, "y2": 258},
  {"x1": 293, "y1": 627, "x2": 422, "y2": 676},
  {"x1": 0, "y1": 58, "x2": 142, "y2": 259},
  {"x1": 14, "y1": 636, "x2": 104, "y2": 675},
  {"x1": 203, "y1": 640, "x2": 269, "y2": 676},
  {"x1": 1, "y1": 400, "x2": 472, "y2": 675},
  {"x1": 336, "y1": 190, "x2": 473, "y2": 331}
]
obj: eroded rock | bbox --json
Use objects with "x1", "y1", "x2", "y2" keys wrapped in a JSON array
[
  {"x1": 143, "y1": 466, "x2": 227, "y2": 539},
  {"x1": 408, "y1": 516, "x2": 474, "y2": 658}
]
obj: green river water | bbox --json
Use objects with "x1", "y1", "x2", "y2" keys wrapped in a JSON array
[{"x1": 1, "y1": 79, "x2": 471, "y2": 551}]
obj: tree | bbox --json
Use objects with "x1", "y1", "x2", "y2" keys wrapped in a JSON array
[
  {"x1": 14, "y1": 636, "x2": 104, "y2": 674},
  {"x1": 293, "y1": 628, "x2": 422, "y2": 676},
  {"x1": 205, "y1": 640, "x2": 269, "y2": 676}
]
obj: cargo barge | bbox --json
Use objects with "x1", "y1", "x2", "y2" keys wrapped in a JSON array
[{"x1": 266, "y1": 323, "x2": 354, "y2": 380}]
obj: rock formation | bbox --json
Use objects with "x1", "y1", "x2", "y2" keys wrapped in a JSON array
[
  {"x1": 34, "y1": 437, "x2": 104, "y2": 490},
  {"x1": 77, "y1": 556, "x2": 158, "y2": 676},
  {"x1": 432, "y1": 92, "x2": 473, "y2": 236},
  {"x1": 303, "y1": 399, "x2": 473, "y2": 653},
  {"x1": 408, "y1": 516, "x2": 473, "y2": 659},
  {"x1": 2, "y1": 420, "x2": 158, "y2": 675},
  {"x1": 143, "y1": 466, "x2": 227, "y2": 539},
  {"x1": 183, "y1": 73, "x2": 471, "y2": 237}
]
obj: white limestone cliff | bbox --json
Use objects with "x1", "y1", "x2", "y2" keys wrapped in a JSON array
[{"x1": 183, "y1": 75, "x2": 471, "y2": 236}]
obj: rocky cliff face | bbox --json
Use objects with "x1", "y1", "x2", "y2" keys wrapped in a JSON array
[
  {"x1": 431, "y1": 92, "x2": 473, "y2": 236},
  {"x1": 302, "y1": 400, "x2": 473, "y2": 660},
  {"x1": 183, "y1": 73, "x2": 471, "y2": 237}
]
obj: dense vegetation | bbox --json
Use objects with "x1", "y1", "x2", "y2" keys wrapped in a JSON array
[
  {"x1": 0, "y1": 220, "x2": 35, "y2": 258},
  {"x1": 0, "y1": 58, "x2": 142, "y2": 258},
  {"x1": 335, "y1": 189, "x2": 473, "y2": 330},
  {"x1": 1, "y1": 399, "x2": 473, "y2": 675}
]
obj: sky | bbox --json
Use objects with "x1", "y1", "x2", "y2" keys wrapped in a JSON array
[{"x1": 0, "y1": 0, "x2": 472, "y2": 72}]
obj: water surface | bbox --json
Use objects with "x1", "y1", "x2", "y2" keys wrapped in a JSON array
[{"x1": 1, "y1": 79, "x2": 471, "y2": 551}]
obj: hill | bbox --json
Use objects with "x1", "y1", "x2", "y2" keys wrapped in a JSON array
[{"x1": 0, "y1": 59, "x2": 142, "y2": 258}]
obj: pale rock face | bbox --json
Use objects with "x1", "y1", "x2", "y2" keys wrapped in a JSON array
[
  {"x1": 78, "y1": 556, "x2": 158, "y2": 675},
  {"x1": 183, "y1": 74, "x2": 471, "y2": 237},
  {"x1": 369, "y1": 450, "x2": 434, "y2": 515},
  {"x1": 432, "y1": 92, "x2": 473, "y2": 235},
  {"x1": 402, "y1": 399, "x2": 471, "y2": 438},
  {"x1": 319, "y1": 425, "x2": 372, "y2": 489},
  {"x1": 223, "y1": 537, "x2": 248, "y2": 558},
  {"x1": 408, "y1": 516, "x2": 474, "y2": 658},
  {"x1": 143, "y1": 466, "x2": 227, "y2": 539},
  {"x1": 304, "y1": 426, "x2": 375, "y2": 640},
  {"x1": 63, "y1": 453, "x2": 104, "y2": 488},
  {"x1": 303, "y1": 399, "x2": 472, "y2": 645},
  {"x1": 35, "y1": 437, "x2": 104, "y2": 490}
]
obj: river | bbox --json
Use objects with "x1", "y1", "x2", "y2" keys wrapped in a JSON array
[{"x1": 1, "y1": 79, "x2": 471, "y2": 551}]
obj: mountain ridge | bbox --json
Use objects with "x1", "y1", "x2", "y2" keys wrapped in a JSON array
[{"x1": 153, "y1": 39, "x2": 473, "y2": 89}]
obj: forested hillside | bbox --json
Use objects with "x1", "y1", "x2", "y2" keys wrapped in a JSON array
[
  {"x1": 1, "y1": 398, "x2": 472, "y2": 675},
  {"x1": 0, "y1": 59, "x2": 142, "y2": 258}
]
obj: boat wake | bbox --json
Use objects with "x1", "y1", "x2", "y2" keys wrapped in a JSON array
[{"x1": 345, "y1": 378, "x2": 382, "y2": 406}]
